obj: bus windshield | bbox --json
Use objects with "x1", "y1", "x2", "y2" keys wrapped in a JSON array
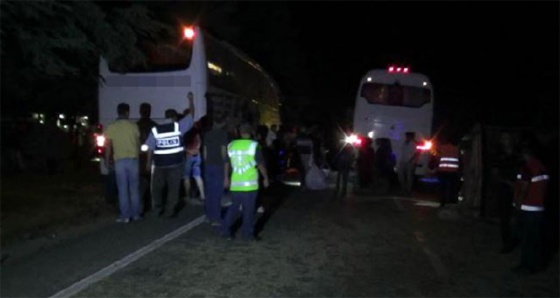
[
  {"x1": 360, "y1": 82, "x2": 431, "y2": 107},
  {"x1": 109, "y1": 39, "x2": 193, "y2": 73}
]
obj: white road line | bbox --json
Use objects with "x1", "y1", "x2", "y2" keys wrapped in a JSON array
[{"x1": 50, "y1": 215, "x2": 206, "y2": 298}]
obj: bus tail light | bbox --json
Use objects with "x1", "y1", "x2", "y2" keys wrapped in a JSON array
[
  {"x1": 345, "y1": 134, "x2": 362, "y2": 146},
  {"x1": 95, "y1": 134, "x2": 106, "y2": 148}
]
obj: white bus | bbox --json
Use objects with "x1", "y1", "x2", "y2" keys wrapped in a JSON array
[
  {"x1": 97, "y1": 25, "x2": 281, "y2": 136},
  {"x1": 95, "y1": 25, "x2": 281, "y2": 173},
  {"x1": 352, "y1": 65, "x2": 434, "y2": 176}
]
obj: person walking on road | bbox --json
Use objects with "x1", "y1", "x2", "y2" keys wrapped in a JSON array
[
  {"x1": 202, "y1": 115, "x2": 230, "y2": 226},
  {"x1": 144, "y1": 94, "x2": 195, "y2": 218},
  {"x1": 398, "y1": 132, "x2": 419, "y2": 196},
  {"x1": 104, "y1": 103, "x2": 141, "y2": 223},
  {"x1": 221, "y1": 124, "x2": 270, "y2": 241}
]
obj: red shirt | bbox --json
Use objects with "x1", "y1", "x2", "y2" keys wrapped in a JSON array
[{"x1": 186, "y1": 133, "x2": 201, "y2": 156}]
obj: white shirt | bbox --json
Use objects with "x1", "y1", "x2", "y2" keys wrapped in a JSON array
[{"x1": 400, "y1": 140, "x2": 417, "y2": 164}]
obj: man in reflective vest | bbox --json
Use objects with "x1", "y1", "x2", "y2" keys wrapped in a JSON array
[
  {"x1": 145, "y1": 94, "x2": 194, "y2": 218},
  {"x1": 221, "y1": 123, "x2": 270, "y2": 241},
  {"x1": 436, "y1": 134, "x2": 460, "y2": 208},
  {"x1": 511, "y1": 144, "x2": 549, "y2": 275}
]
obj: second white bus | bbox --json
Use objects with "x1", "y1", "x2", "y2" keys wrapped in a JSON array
[{"x1": 352, "y1": 66, "x2": 434, "y2": 176}]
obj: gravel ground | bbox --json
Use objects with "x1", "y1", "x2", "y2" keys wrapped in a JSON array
[{"x1": 75, "y1": 185, "x2": 559, "y2": 297}]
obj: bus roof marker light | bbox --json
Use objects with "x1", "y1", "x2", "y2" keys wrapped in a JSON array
[
  {"x1": 388, "y1": 66, "x2": 395, "y2": 72},
  {"x1": 183, "y1": 27, "x2": 195, "y2": 40},
  {"x1": 396, "y1": 67, "x2": 402, "y2": 72},
  {"x1": 403, "y1": 67, "x2": 409, "y2": 73}
]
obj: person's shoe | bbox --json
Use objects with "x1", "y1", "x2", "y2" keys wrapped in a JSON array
[
  {"x1": 116, "y1": 217, "x2": 130, "y2": 223},
  {"x1": 257, "y1": 206, "x2": 265, "y2": 213},
  {"x1": 132, "y1": 216, "x2": 144, "y2": 222}
]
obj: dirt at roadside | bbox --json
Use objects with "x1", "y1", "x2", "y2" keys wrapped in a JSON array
[{"x1": 1, "y1": 170, "x2": 117, "y2": 264}]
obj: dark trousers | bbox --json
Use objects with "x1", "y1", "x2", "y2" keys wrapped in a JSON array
[
  {"x1": 151, "y1": 163, "x2": 184, "y2": 217},
  {"x1": 516, "y1": 210, "x2": 544, "y2": 271},
  {"x1": 221, "y1": 190, "x2": 258, "y2": 239},
  {"x1": 335, "y1": 166, "x2": 351, "y2": 197},
  {"x1": 204, "y1": 165, "x2": 224, "y2": 221},
  {"x1": 438, "y1": 172, "x2": 459, "y2": 206}
]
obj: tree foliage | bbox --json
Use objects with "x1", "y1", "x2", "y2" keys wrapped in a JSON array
[{"x1": 1, "y1": 0, "x2": 171, "y2": 114}]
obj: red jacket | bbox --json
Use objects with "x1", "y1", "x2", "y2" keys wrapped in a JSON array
[{"x1": 515, "y1": 156, "x2": 548, "y2": 211}]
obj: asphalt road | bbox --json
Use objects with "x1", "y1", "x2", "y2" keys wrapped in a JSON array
[{"x1": 1, "y1": 181, "x2": 558, "y2": 297}]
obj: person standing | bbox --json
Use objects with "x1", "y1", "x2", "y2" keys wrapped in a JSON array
[
  {"x1": 398, "y1": 132, "x2": 419, "y2": 196},
  {"x1": 374, "y1": 138, "x2": 396, "y2": 194},
  {"x1": 183, "y1": 121, "x2": 205, "y2": 205},
  {"x1": 334, "y1": 128, "x2": 356, "y2": 198},
  {"x1": 436, "y1": 134, "x2": 460, "y2": 208},
  {"x1": 137, "y1": 103, "x2": 158, "y2": 214},
  {"x1": 221, "y1": 124, "x2": 269, "y2": 241},
  {"x1": 104, "y1": 103, "x2": 141, "y2": 223},
  {"x1": 202, "y1": 115, "x2": 229, "y2": 226},
  {"x1": 145, "y1": 94, "x2": 194, "y2": 218},
  {"x1": 511, "y1": 144, "x2": 549, "y2": 275},
  {"x1": 266, "y1": 124, "x2": 278, "y2": 148},
  {"x1": 357, "y1": 137, "x2": 375, "y2": 190},
  {"x1": 491, "y1": 132, "x2": 521, "y2": 253}
]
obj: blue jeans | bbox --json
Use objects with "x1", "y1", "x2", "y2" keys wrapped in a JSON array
[
  {"x1": 184, "y1": 154, "x2": 202, "y2": 178},
  {"x1": 114, "y1": 158, "x2": 141, "y2": 219},
  {"x1": 221, "y1": 190, "x2": 258, "y2": 239},
  {"x1": 204, "y1": 164, "x2": 224, "y2": 221}
]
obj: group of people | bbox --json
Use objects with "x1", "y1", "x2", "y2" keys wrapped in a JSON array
[{"x1": 104, "y1": 92, "x2": 274, "y2": 241}]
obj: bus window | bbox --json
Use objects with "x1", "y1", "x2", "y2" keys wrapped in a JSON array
[
  {"x1": 361, "y1": 83, "x2": 387, "y2": 104},
  {"x1": 388, "y1": 83, "x2": 404, "y2": 106},
  {"x1": 109, "y1": 39, "x2": 193, "y2": 73},
  {"x1": 403, "y1": 86, "x2": 431, "y2": 107},
  {"x1": 361, "y1": 82, "x2": 430, "y2": 107}
]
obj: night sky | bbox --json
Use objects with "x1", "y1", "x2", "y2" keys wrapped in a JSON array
[
  {"x1": 3, "y1": 1, "x2": 558, "y2": 136},
  {"x1": 164, "y1": 1, "x2": 558, "y2": 136},
  {"x1": 285, "y1": 1, "x2": 559, "y2": 133}
]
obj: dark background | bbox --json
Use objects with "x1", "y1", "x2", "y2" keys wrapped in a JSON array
[{"x1": 1, "y1": 1, "x2": 558, "y2": 138}]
